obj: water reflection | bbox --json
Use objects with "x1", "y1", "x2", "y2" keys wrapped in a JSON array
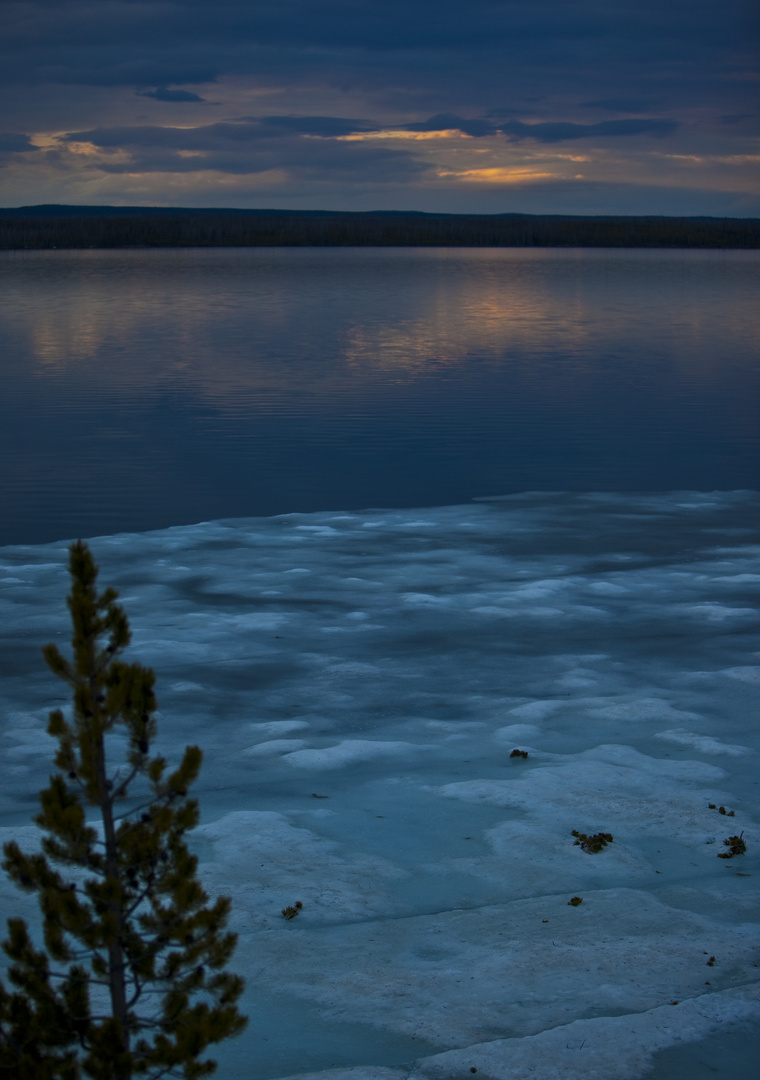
[
  {"x1": 1, "y1": 247, "x2": 758, "y2": 544},
  {"x1": 33, "y1": 317, "x2": 105, "y2": 369},
  {"x1": 342, "y1": 284, "x2": 592, "y2": 378}
]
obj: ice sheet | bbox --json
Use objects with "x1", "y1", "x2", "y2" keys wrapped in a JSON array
[{"x1": 1, "y1": 491, "x2": 758, "y2": 1079}]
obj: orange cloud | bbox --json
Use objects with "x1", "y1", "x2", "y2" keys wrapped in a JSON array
[
  {"x1": 439, "y1": 167, "x2": 556, "y2": 183},
  {"x1": 337, "y1": 129, "x2": 469, "y2": 141},
  {"x1": 65, "y1": 140, "x2": 101, "y2": 156}
]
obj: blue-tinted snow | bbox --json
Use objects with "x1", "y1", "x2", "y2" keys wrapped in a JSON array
[{"x1": 1, "y1": 491, "x2": 759, "y2": 1080}]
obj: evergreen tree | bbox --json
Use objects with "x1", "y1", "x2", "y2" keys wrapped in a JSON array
[{"x1": 0, "y1": 541, "x2": 246, "y2": 1079}]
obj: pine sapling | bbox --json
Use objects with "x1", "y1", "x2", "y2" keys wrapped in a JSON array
[{"x1": 0, "y1": 541, "x2": 246, "y2": 1079}]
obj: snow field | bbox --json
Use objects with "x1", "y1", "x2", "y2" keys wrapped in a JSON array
[{"x1": 1, "y1": 491, "x2": 758, "y2": 1078}]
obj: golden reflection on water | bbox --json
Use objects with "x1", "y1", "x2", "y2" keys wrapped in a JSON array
[
  {"x1": 30, "y1": 292, "x2": 213, "y2": 374},
  {"x1": 21, "y1": 249, "x2": 760, "y2": 415},
  {"x1": 342, "y1": 283, "x2": 591, "y2": 378},
  {"x1": 32, "y1": 308, "x2": 108, "y2": 369},
  {"x1": 27, "y1": 255, "x2": 592, "y2": 388}
]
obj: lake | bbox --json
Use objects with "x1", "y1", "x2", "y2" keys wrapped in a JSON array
[{"x1": 1, "y1": 246, "x2": 758, "y2": 545}]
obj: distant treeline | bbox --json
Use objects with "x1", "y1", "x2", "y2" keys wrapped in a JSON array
[{"x1": 1, "y1": 205, "x2": 758, "y2": 249}]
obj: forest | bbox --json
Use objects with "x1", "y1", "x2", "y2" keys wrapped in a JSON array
[{"x1": 1, "y1": 206, "x2": 758, "y2": 249}]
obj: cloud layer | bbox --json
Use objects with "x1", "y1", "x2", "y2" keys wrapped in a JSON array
[{"x1": 0, "y1": 0, "x2": 757, "y2": 213}]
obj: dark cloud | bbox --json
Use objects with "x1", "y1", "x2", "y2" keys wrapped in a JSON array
[
  {"x1": 0, "y1": 0, "x2": 755, "y2": 93},
  {"x1": 484, "y1": 108, "x2": 535, "y2": 119},
  {"x1": 0, "y1": 133, "x2": 38, "y2": 152},
  {"x1": 62, "y1": 120, "x2": 431, "y2": 181},
  {"x1": 64, "y1": 118, "x2": 379, "y2": 148},
  {"x1": 499, "y1": 118, "x2": 680, "y2": 142},
  {"x1": 138, "y1": 87, "x2": 206, "y2": 102},
  {"x1": 33, "y1": 58, "x2": 218, "y2": 89},
  {"x1": 400, "y1": 114, "x2": 680, "y2": 142},
  {"x1": 404, "y1": 114, "x2": 499, "y2": 137},
  {"x1": 59, "y1": 107, "x2": 682, "y2": 188},
  {"x1": 95, "y1": 145, "x2": 430, "y2": 181},
  {"x1": 580, "y1": 98, "x2": 663, "y2": 112},
  {"x1": 256, "y1": 116, "x2": 380, "y2": 137},
  {"x1": 5, "y1": 0, "x2": 752, "y2": 58}
]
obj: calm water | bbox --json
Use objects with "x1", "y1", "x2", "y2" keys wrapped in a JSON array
[{"x1": 1, "y1": 246, "x2": 758, "y2": 546}]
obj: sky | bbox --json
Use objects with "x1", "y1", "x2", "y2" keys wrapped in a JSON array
[{"x1": 0, "y1": 0, "x2": 758, "y2": 215}]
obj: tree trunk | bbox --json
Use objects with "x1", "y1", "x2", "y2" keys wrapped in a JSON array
[{"x1": 96, "y1": 730, "x2": 131, "y2": 1077}]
